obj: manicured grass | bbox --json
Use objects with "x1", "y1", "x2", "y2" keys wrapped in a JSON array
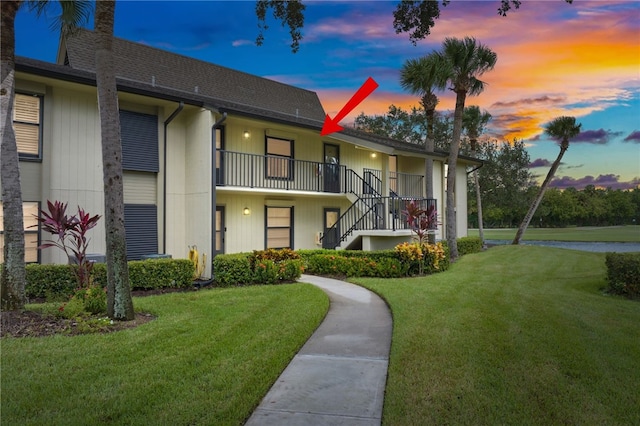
[
  {"x1": 469, "y1": 225, "x2": 640, "y2": 242},
  {"x1": 352, "y1": 245, "x2": 640, "y2": 425},
  {"x1": 1, "y1": 284, "x2": 328, "y2": 426}
]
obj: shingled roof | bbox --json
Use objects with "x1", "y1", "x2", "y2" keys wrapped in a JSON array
[
  {"x1": 61, "y1": 29, "x2": 326, "y2": 125},
  {"x1": 33, "y1": 29, "x2": 477, "y2": 164}
]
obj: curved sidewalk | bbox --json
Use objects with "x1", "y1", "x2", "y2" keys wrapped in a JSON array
[{"x1": 245, "y1": 274, "x2": 392, "y2": 426}]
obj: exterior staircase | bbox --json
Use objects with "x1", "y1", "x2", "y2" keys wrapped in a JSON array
[{"x1": 322, "y1": 169, "x2": 435, "y2": 250}]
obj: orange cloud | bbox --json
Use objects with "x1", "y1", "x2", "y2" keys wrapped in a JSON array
[{"x1": 315, "y1": 2, "x2": 639, "y2": 144}]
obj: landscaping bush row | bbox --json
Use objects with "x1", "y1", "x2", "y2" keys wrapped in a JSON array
[
  {"x1": 605, "y1": 252, "x2": 640, "y2": 299},
  {"x1": 304, "y1": 253, "x2": 408, "y2": 278},
  {"x1": 213, "y1": 238, "x2": 484, "y2": 284},
  {"x1": 455, "y1": 237, "x2": 484, "y2": 256},
  {"x1": 213, "y1": 249, "x2": 303, "y2": 286},
  {"x1": 25, "y1": 259, "x2": 194, "y2": 300},
  {"x1": 18, "y1": 236, "x2": 484, "y2": 298}
]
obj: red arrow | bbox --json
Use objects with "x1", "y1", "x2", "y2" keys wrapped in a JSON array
[{"x1": 321, "y1": 77, "x2": 379, "y2": 136}]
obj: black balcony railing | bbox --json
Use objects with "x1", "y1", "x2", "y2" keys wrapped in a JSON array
[
  {"x1": 217, "y1": 150, "x2": 347, "y2": 193},
  {"x1": 322, "y1": 196, "x2": 437, "y2": 249}
]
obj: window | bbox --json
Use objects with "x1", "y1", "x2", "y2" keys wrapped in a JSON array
[
  {"x1": 215, "y1": 126, "x2": 225, "y2": 185},
  {"x1": 266, "y1": 137, "x2": 293, "y2": 179},
  {"x1": 14, "y1": 93, "x2": 43, "y2": 159},
  {"x1": 265, "y1": 206, "x2": 293, "y2": 249},
  {"x1": 0, "y1": 202, "x2": 40, "y2": 263},
  {"x1": 120, "y1": 110, "x2": 159, "y2": 172}
]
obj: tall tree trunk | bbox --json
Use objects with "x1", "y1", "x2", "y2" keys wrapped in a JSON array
[
  {"x1": 474, "y1": 169, "x2": 485, "y2": 246},
  {"x1": 513, "y1": 144, "x2": 568, "y2": 245},
  {"x1": 425, "y1": 109, "x2": 435, "y2": 244},
  {"x1": 471, "y1": 140, "x2": 485, "y2": 247},
  {"x1": 1, "y1": 0, "x2": 27, "y2": 311},
  {"x1": 94, "y1": 0, "x2": 134, "y2": 320},
  {"x1": 446, "y1": 91, "x2": 466, "y2": 261}
]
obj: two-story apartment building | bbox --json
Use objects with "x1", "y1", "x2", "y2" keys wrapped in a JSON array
[{"x1": 2, "y1": 29, "x2": 479, "y2": 278}]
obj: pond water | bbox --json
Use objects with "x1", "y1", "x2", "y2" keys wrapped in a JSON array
[{"x1": 486, "y1": 240, "x2": 640, "y2": 253}]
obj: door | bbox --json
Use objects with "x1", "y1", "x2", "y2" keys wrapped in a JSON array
[
  {"x1": 215, "y1": 206, "x2": 225, "y2": 255},
  {"x1": 323, "y1": 143, "x2": 340, "y2": 193},
  {"x1": 323, "y1": 208, "x2": 340, "y2": 249}
]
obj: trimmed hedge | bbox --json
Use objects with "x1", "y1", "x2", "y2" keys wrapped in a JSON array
[
  {"x1": 212, "y1": 253, "x2": 253, "y2": 287},
  {"x1": 605, "y1": 252, "x2": 640, "y2": 299},
  {"x1": 213, "y1": 249, "x2": 304, "y2": 286},
  {"x1": 24, "y1": 259, "x2": 194, "y2": 300},
  {"x1": 305, "y1": 253, "x2": 407, "y2": 278},
  {"x1": 25, "y1": 264, "x2": 77, "y2": 299},
  {"x1": 96, "y1": 259, "x2": 195, "y2": 291},
  {"x1": 456, "y1": 237, "x2": 484, "y2": 256}
]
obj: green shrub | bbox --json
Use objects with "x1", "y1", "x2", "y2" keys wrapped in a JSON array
[
  {"x1": 25, "y1": 259, "x2": 194, "y2": 300},
  {"x1": 394, "y1": 242, "x2": 448, "y2": 276},
  {"x1": 249, "y1": 248, "x2": 300, "y2": 264},
  {"x1": 277, "y1": 259, "x2": 305, "y2": 282},
  {"x1": 252, "y1": 259, "x2": 280, "y2": 284},
  {"x1": 213, "y1": 253, "x2": 253, "y2": 286},
  {"x1": 130, "y1": 259, "x2": 194, "y2": 290},
  {"x1": 214, "y1": 250, "x2": 304, "y2": 286},
  {"x1": 73, "y1": 285, "x2": 107, "y2": 314},
  {"x1": 25, "y1": 264, "x2": 77, "y2": 300},
  {"x1": 304, "y1": 253, "x2": 406, "y2": 278},
  {"x1": 57, "y1": 297, "x2": 87, "y2": 319},
  {"x1": 605, "y1": 252, "x2": 640, "y2": 299},
  {"x1": 457, "y1": 237, "x2": 483, "y2": 256}
]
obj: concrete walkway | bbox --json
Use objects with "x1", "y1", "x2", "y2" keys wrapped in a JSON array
[{"x1": 245, "y1": 274, "x2": 392, "y2": 426}]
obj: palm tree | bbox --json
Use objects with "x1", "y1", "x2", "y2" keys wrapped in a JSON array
[
  {"x1": 400, "y1": 55, "x2": 440, "y2": 199},
  {"x1": 1, "y1": 0, "x2": 90, "y2": 310},
  {"x1": 463, "y1": 105, "x2": 492, "y2": 247},
  {"x1": 433, "y1": 37, "x2": 497, "y2": 261},
  {"x1": 400, "y1": 55, "x2": 440, "y2": 243},
  {"x1": 94, "y1": 0, "x2": 134, "y2": 321},
  {"x1": 513, "y1": 116, "x2": 581, "y2": 244}
]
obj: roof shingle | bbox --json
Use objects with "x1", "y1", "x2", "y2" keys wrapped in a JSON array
[{"x1": 62, "y1": 29, "x2": 326, "y2": 123}]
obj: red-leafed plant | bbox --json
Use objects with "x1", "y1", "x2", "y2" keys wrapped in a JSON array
[
  {"x1": 36, "y1": 200, "x2": 101, "y2": 289},
  {"x1": 403, "y1": 200, "x2": 438, "y2": 244},
  {"x1": 399, "y1": 200, "x2": 442, "y2": 275}
]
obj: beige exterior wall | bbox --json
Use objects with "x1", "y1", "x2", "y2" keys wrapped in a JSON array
[
  {"x1": 216, "y1": 191, "x2": 350, "y2": 253},
  {"x1": 183, "y1": 109, "x2": 214, "y2": 275},
  {"x1": 12, "y1": 70, "x2": 475, "y2": 265},
  {"x1": 456, "y1": 166, "x2": 469, "y2": 238},
  {"x1": 163, "y1": 109, "x2": 188, "y2": 261},
  {"x1": 42, "y1": 86, "x2": 105, "y2": 264}
]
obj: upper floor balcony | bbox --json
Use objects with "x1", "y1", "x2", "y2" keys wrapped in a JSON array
[{"x1": 216, "y1": 150, "x2": 426, "y2": 198}]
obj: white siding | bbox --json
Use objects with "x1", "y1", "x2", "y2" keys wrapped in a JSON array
[
  {"x1": 42, "y1": 88, "x2": 105, "y2": 264},
  {"x1": 184, "y1": 109, "x2": 214, "y2": 276}
]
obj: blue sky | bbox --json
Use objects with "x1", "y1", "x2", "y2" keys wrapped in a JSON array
[{"x1": 15, "y1": 0, "x2": 640, "y2": 190}]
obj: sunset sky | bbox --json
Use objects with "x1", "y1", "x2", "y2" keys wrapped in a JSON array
[{"x1": 15, "y1": 0, "x2": 640, "y2": 190}]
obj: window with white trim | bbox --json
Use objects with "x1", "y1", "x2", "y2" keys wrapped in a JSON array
[
  {"x1": 265, "y1": 206, "x2": 293, "y2": 249},
  {"x1": 14, "y1": 93, "x2": 43, "y2": 159},
  {"x1": 266, "y1": 137, "x2": 293, "y2": 179},
  {"x1": 0, "y1": 202, "x2": 40, "y2": 263}
]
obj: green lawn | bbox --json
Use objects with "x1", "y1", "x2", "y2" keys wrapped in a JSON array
[
  {"x1": 353, "y1": 245, "x2": 640, "y2": 425},
  {"x1": 469, "y1": 225, "x2": 640, "y2": 242},
  {"x1": 3, "y1": 246, "x2": 639, "y2": 425},
  {"x1": 1, "y1": 284, "x2": 329, "y2": 426}
]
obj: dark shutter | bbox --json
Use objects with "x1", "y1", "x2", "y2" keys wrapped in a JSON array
[
  {"x1": 120, "y1": 110, "x2": 159, "y2": 172},
  {"x1": 124, "y1": 204, "x2": 158, "y2": 260}
]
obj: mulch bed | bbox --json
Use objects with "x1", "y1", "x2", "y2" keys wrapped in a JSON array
[{"x1": 0, "y1": 286, "x2": 200, "y2": 339}]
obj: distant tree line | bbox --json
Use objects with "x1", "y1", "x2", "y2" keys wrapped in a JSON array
[{"x1": 468, "y1": 141, "x2": 640, "y2": 228}]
